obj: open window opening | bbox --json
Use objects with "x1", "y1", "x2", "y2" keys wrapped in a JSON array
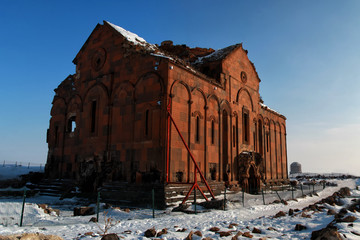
[{"x1": 67, "y1": 116, "x2": 76, "y2": 133}]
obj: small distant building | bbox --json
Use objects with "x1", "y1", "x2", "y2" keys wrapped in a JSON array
[{"x1": 290, "y1": 162, "x2": 302, "y2": 174}]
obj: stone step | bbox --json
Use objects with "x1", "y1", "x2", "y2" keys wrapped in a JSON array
[
  {"x1": 164, "y1": 182, "x2": 227, "y2": 205},
  {"x1": 26, "y1": 179, "x2": 75, "y2": 197}
]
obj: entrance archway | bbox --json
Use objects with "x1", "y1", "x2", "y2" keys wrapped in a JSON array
[
  {"x1": 237, "y1": 151, "x2": 263, "y2": 193},
  {"x1": 248, "y1": 165, "x2": 258, "y2": 194}
]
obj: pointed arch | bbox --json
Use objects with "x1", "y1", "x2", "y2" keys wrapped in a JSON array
[
  {"x1": 191, "y1": 87, "x2": 208, "y2": 107},
  {"x1": 264, "y1": 117, "x2": 270, "y2": 126},
  {"x1": 220, "y1": 99, "x2": 232, "y2": 114},
  {"x1": 169, "y1": 80, "x2": 191, "y2": 182},
  {"x1": 83, "y1": 82, "x2": 110, "y2": 107},
  {"x1": 134, "y1": 71, "x2": 164, "y2": 103},
  {"x1": 51, "y1": 98, "x2": 67, "y2": 116},
  {"x1": 66, "y1": 94, "x2": 83, "y2": 113},
  {"x1": 111, "y1": 81, "x2": 134, "y2": 105},
  {"x1": 236, "y1": 87, "x2": 254, "y2": 111},
  {"x1": 170, "y1": 80, "x2": 191, "y2": 100}
]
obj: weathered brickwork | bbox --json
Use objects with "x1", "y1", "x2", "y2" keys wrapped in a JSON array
[{"x1": 46, "y1": 21, "x2": 288, "y2": 194}]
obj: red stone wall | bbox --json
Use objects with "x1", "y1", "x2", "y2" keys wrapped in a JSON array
[{"x1": 46, "y1": 22, "x2": 288, "y2": 190}]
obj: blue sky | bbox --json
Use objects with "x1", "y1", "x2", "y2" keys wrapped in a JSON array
[{"x1": 0, "y1": 1, "x2": 359, "y2": 174}]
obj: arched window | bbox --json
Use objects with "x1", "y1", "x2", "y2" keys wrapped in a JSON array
[
  {"x1": 258, "y1": 120, "x2": 263, "y2": 155},
  {"x1": 233, "y1": 125, "x2": 236, "y2": 148},
  {"x1": 67, "y1": 116, "x2": 76, "y2": 133},
  {"x1": 211, "y1": 120, "x2": 215, "y2": 144},
  {"x1": 242, "y1": 109, "x2": 249, "y2": 144},
  {"x1": 195, "y1": 116, "x2": 200, "y2": 143}
]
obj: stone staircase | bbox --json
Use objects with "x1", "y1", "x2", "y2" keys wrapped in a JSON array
[
  {"x1": 164, "y1": 181, "x2": 226, "y2": 205},
  {"x1": 98, "y1": 181, "x2": 228, "y2": 209},
  {"x1": 26, "y1": 179, "x2": 75, "y2": 197},
  {"x1": 99, "y1": 182, "x2": 165, "y2": 208}
]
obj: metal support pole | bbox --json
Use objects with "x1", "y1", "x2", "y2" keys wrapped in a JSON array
[
  {"x1": 96, "y1": 191, "x2": 100, "y2": 222},
  {"x1": 291, "y1": 186, "x2": 294, "y2": 199},
  {"x1": 275, "y1": 190, "x2": 282, "y2": 201},
  {"x1": 168, "y1": 108, "x2": 215, "y2": 201},
  {"x1": 262, "y1": 189, "x2": 265, "y2": 205},
  {"x1": 194, "y1": 188, "x2": 197, "y2": 215},
  {"x1": 20, "y1": 189, "x2": 26, "y2": 227},
  {"x1": 242, "y1": 189, "x2": 245, "y2": 207},
  {"x1": 152, "y1": 188, "x2": 155, "y2": 218},
  {"x1": 166, "y1": 99, "x2": 171, "y2": 183}
]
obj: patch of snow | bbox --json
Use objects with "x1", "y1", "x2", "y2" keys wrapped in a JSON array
[
  {"x1": 193, "y1": 44, "x2": 239, "y2": 64},
  {"x1": 150, "y1": 53, "x2": 174, "y2": 61},
  {"x1": 260, "y1": 102, "x2": 282, "y2": 116},
  {"x1": 105, "y1": 21, "x2": 156, "y2": 51},
  {"x1": 0, "y1": 178, "x2": 358, "y2": 240}
]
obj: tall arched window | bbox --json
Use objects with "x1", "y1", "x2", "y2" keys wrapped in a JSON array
[
  {"x1": 242, "y1": 109, "x2": 249, "y2": 144},
  {"x1": 195, "y1": 116, "x2": 200, "y2": 143},
  {"x1": 67, "y1": 116, "x2": 76, "y2": 133},
  {"x1": 258, "y1": 120, "x2": 263, "y2": 155},
  {"x1": 232, "y1": 125, "x2": 236, "y2": 148},
  {"x1": 211, "y1": 120, "x2": 215, "y2": 144}
]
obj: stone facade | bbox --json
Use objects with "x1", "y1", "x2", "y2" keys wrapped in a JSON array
[{"x1": 45, "y1": 21, "x2": 288, "y2": 194}]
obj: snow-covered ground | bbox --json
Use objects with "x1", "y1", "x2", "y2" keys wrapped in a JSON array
[{"x1": 0, "y1": 178, "x2": 359, "y2": 239}]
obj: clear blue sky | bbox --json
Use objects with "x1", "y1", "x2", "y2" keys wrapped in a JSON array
[{"x1": 0, "y1": 1, "x2": 359, "y2": 174}]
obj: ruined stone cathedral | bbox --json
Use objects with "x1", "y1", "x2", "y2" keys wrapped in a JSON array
[{"x1": 46, "y1": 21, "x2": 288, "y2": 203}]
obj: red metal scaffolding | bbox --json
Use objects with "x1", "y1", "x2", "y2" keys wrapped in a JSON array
[{"x1": 166, "y1": 98, "x2": 216, "y2": 204}]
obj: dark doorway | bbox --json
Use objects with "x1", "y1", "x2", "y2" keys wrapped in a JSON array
[
  {"x1": 222, "y1": 110, "x2": 229, "y2": 181},
  {"x1": 248, "y1": 165, "x2": 258, "y2": 194}
]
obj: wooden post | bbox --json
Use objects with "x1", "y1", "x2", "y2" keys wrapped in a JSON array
[{"x1": 96, "y1": 191, "x2": 100, "y2": 222}]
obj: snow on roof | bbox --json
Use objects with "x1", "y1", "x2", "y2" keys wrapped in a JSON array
[
  {"x1": 193, "y1": 44, "x2": 240, "y2": 64},
  {"x1": 105, "y1": 21, "x2": 157, "y2": 51},
  {"x1": 150, "y1": 52, "x2": 174, "y2": 61},
  {"x1": 260, "y1": 102, "x2": 283, "y2": 117}
]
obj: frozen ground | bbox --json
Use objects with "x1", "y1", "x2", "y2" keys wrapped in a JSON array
[{"x1": 0, "y1": 178, "x2": 359, "y2": 239}]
